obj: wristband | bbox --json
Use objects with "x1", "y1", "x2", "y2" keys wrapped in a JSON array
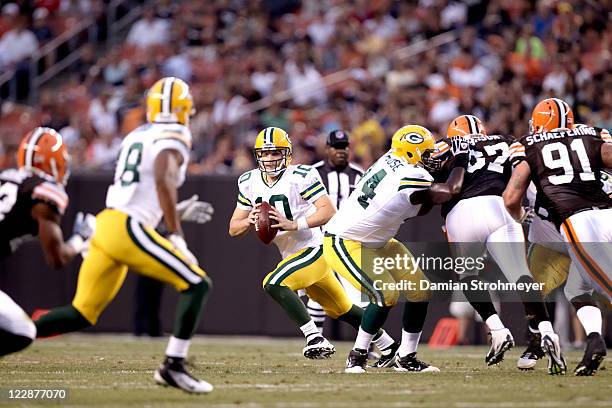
[{"x1": 297, "y1": 216, "x2": 309, "y2": 231}]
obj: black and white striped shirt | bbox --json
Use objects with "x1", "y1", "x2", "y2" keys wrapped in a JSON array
[{"x1": 313, "y1": 160, "x2": 364, "y2": 210}]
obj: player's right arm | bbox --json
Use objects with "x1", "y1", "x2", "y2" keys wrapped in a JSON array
[
  {"x1": 31, "y1": 203, "x2": 92, "y2": 269},
  {"x1": 228, "y1": 204, "x2": 261, "y2": 237}
]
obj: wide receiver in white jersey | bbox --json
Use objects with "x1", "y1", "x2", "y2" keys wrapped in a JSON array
[
  {"x1": 324, "y1": 124, "x2": 464, "y2": 373},
  {"x1": 34, "y1": 77, "x2": 215, "y2": 394},
  {"x1": 229, "y1": 127, "x2": 398, "y2": 363}
]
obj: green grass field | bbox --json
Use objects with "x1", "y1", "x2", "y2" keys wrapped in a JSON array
[{"x1": 0, "y1": 334, "x2": 609, "y2": 407}]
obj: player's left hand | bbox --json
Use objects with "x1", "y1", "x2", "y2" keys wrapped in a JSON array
[
  {"x1": 177, "y1": 195, "x2": 214, "y2": 224},
  {"x1": 269, "y1": 207, "x2": 297, "y2": 231},
  {"x1": 450, "y1": 137, "x2": 470, "y2": 156}
]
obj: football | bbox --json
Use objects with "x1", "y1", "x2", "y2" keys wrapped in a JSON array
[{"x1": 255, "y1": 202, "x2": 277, "y2": 244}]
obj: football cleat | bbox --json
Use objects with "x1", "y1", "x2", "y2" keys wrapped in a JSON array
[
  {"x1": 394, "y1": 352, "x2": 440, "y2": 372},
  {"x1": 370, "y1": 342, "x2": 399, "y2": 368},
  {"x1": 485, "y1": 328, "x2": 514, "y2": 366},
  {"x1": 303, "y1": 336, "x2": 335, "y2": 359},
  {"x1": 517, "y1": 330, "x2": 545, "y2": 370},
  {"x1": 574, "y1": 332, "x2": 606, "y2": 376},
  {"x1": 541, "y1": 333, "x2": 566, "y2": 375},
  {"x1": 367, "y1": 344, "x2": 381, "y2": 360},
  {"x1": 345, "y1": 348, "x2": 368, "y2": 373},
  {"x1": 154, "y1": 357, "x2": 213, "y2": 394}
]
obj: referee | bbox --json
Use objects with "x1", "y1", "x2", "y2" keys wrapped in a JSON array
[
  {"x1": 307, "y1": 130, "x2": 367, "y2": 337},
  {"x1": 312, "y1": 130, "x2": 364, "y2": 210}
]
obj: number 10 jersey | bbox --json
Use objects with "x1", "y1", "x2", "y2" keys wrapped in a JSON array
[
  {"x1": 324, "y1": 152, "x2": 433, "y2": 246},
  {"x1": 511, "y1": 126, "x2": 611, "y2": 229},
  {"x1": 106, "y1": 123, "x2": 191, "y2": 228}
]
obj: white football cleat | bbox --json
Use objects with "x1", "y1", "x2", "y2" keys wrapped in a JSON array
[
  {"x1": 485, "y1": 328, "x2": 514, "y2": 366},
  {"x1": 303, "y1": 336, "x2": 335, "y2": 359},
  {"x1": 541, "y1": 333, "x2": 567, "y2": 375},
  {"x1": 154, "y1": 357, "x2": 213, "y2": 394},
  {"x1": 345, "y1": 348, "x2": 368, "y2": 373}
]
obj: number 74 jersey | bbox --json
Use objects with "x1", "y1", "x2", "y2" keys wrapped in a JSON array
[
  {"x1": 106, "y1": 123, "x2": 191, "y2": 228},
  {"x1": 324, "y1": 152, "x2": 434, "y2": 245},
  {"x1": 510, "y1": 126, "x2": 612, "y2": 229}
]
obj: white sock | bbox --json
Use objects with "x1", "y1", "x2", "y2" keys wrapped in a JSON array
[
  {"x1": 165, "y1": 336, "x2": 190, "y2": 358},
  {"x1": 372, "y1": 330, "x2": 395, "y2": 352},
  {"x1": 576, "y1": 305, "x2": 602, "y2": 335},
  {"x1": 354, "y1": 327, "x2": 375, "y2": 351},
  {"x1": 538, "y1": 320, "x2": 554, "y2": 335},
  {"x1": 300, "y1": 320, "x2": 320, "y2": 341},
  {"x1": 398, "y1": 330, "x2": 421, "y2": 357},
  {"x1": 485, "y1": 314, "x2": 505, "y2": 331}
]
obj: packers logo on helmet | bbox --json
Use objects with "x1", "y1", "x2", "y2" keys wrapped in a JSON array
[
  {"x1": 447, "y1": 114, "x2": 487, "y2": 138},
  {"x1": 529, "y1": 97, "x2": 574, "y2": 134},
  {"x1": 253, "y1": 127, "x2": 292, "y2": 176},
  {"x1": 146, "y1": 77, "x2": 195, "y2": 126},
  {"x1": 391, "y1": 125, "x2": 441, "y2": 171}
]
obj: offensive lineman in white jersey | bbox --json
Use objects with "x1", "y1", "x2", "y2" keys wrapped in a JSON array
[
  {"x1": 324, "y1": 125, "x2": 464, "y2": 373},
  {"x1": 34, "y1": 77, "x2": 215, "y2": 393},
  {"x1": 229, "y1": 127, "x2": 398, "y2": 363}
]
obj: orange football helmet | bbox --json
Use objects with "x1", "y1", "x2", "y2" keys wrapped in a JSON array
[
  {"x1": 447, "y1": 114, "x2": 487, "y2": 138},
  {"x1": 17, "y1": 127, "x2": 70, "y2": 184},
  {"x1": 530, "y1": 98, "x2": 574, "y2": 134}
]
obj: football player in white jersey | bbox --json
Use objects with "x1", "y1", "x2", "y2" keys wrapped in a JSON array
[
  {"x1": 34, "y1": 77, "x2": 215, "y2": 393},
  {"x1": 324, "y1": 125, "x2": 464, "y2": 373},
  {"x1": 229, "y1": 127, "x2": 398, "y2": 362}
]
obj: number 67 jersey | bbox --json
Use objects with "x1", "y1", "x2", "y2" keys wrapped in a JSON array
[
  {"x1": 106, "y1": 123, "x2": 191, "y2": 228},
  {"x1": 510, "y1": 126, "x2": 612, "y2": 229}
]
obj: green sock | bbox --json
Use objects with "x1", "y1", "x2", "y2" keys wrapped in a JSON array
[
  {"x1": 264, "y1": 284, "x2": 311, "y2": 326},
  {"x1": 361, "y1": 303, "x2": 392, "y2": 334},
  {"x1": 173, "y1": 277, "x2": 211, "y2": 339},
  {"x1": 337, "y1": 305, "x2": 364, "y2": 330},
  {"x1": 34, "y1": 305, "x2": 91, "y2": 338}
]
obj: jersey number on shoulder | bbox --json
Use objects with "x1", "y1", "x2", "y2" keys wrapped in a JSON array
[
  {"x1": 541, "y1": 139, "x2": 594, "y2": 185},
  {"x1": 117, "y1": 142, "x2": 144, "y2": 186},
  {"x1": 293, "y1": 164, "x2": 311, "y2": 178},
  {"x1": 358, "y1": 169, "x2": 387, "y2": 209},
  {"x1": 467, "y1": 142, "x2": 509, "y2": 174},
  {"x1": 256, "y1": 195, "x2": 293, "y2": 220},
  {"x1": 0, "y1": 181, "x2": 19, "y2": 222}
]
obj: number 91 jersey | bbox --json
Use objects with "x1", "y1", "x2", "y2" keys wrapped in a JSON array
[
  {"x1": 236, "y1": 165, "x2": 327, "y2": 258},
  {"x1": 106, "y1": 123, "x2": 191, "y2": 228},
  {"x1": 511, "y1": 126, "x2": 611, "y2": 229}
]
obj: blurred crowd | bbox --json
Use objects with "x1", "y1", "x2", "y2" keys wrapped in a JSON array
[{"x1": 0, "y1": 0, "x2": 610, "y2": 174}]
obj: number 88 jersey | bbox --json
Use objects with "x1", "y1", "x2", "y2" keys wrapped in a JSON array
[
  {"x1": 511, "y1": 126, "x2": 612, "y2": 229},
  {"x1": 236, "y1": 164, "x2": 327, "y2": 258},
  {"x1": 106, "y1": 123, "x2": 191, "y2": 228}
]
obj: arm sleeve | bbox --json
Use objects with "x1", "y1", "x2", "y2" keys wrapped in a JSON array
[
  {"x1": 299, "y1": 168, "x2": 328, "y2": 204},
  {"x1": 31, "y1": 181, "x2": 69, "y2": 216},
  {"x1": 398, "y1": 169, "x2": 434, "y2": 194},
  {"x1": 509, "y1": 141, "x2": 526, "y2": 167},
  {"x1": 236, "y1": 173, "x2": 253, "y2": 210}
]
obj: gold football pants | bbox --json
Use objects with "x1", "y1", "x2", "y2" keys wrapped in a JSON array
[
  {"x1": 72, "y1": 209, "x2": 206, "y2": 324},
  {"x1": 262, "y1": 246, "x2": 353, "y2": 319}
]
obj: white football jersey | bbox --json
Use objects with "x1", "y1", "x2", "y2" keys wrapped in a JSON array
[
  {"x1": 236, "y1": 164, "x2": 328, "y2": 258},
  {"x1": 325, "y1": 152, "x2": 434, "y2": 245},
  {"x1": 106, "y1": 123, "x2": 191, "y2": 227}
]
